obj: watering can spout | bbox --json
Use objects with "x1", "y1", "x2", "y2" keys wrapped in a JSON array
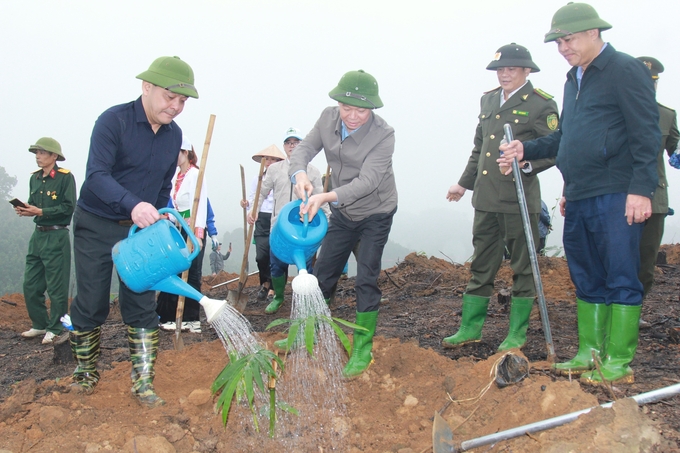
[
  {"x1": 151, "y1": 276, "x2": 204, "y2": 301},
  {"x1": 199, "y1": 296, "x2": 228, "y2": 323}
]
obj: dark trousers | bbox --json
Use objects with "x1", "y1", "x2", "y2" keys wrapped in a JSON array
[
  {"x1": 563, "y1": 193, "x2": 644, "y2": 306},
  {"x1": 70, "y1": 207, "x2": 158, "y2": 330},
  {"x1": 23, "y1": 228, "x2": 71, "y2": 334},
  {"x1": 315, "y1": 206, "x2": 396, "y2": 313},
  {"x1": 466, "y1": 210, "x2": 539, "y2": 298},
  {"x1": 156, "y1": 233, "x2": 206, "y2": 323},
  {"x1": 638, "y1": 213, "x2": 665, "y2": 298},
  {"x1": 255, "y1": 212, "x2": 272, "y2": 287}
]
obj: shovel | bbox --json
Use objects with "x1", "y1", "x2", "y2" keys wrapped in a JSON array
[
  {"x1": 433, "y1": 411, "x2": 455, "y2": 453},
  {"x1": 228, "y1": 157, "x2": 266, "y2": 312},
  {"x1": 502, "y1": 123, "x2": 556, "y2": 362},
  {"x1": 174, "y1": 114, "x2": 216, "y2": 350}
]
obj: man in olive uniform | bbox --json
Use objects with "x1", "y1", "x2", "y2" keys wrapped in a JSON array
[
  {"x1": 443, "y1": 43, "x2": 558, "y2": 351},
  {"x1": 16, "y1": 137, "x2": 76, "y2": 345},
  {"x1": 636, "y1": 56, "x2": 679, "y2": 301},
  {"x1": 69, "y1": 56, "x2": 198, "y2": 407}
]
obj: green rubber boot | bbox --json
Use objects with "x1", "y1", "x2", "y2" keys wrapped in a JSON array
[
  {"x1": 580, "y1": 304, "x2": 641, "y2": 385},
  {"x1": 70, "y1": 327, "x2": 101, "y2": 394},
  {"x1": 343, "y1": 310, "x2": 378, "y2": 378},
  {"x1": 265, "y1": 276, "x2": 287, "y2": 314},
  {"x1": 553, "y1": 300, "x2": 611, "y2": 376},
  {"x1": 498, "y1": 297, "x2": 534, "y2": 351},
  {"x1": 128, "y1": 327, "x2": 165, "y2": 408},
  {"x1": 442, "y1": 294, "x2": 490, "y2": 348}
]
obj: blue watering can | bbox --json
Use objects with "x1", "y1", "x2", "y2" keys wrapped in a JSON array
[
  {"x1": 270, "y1": 199, "x2": 328, "y2": 271},
  {"x1": 112, "y1": 208, "x2": 227, "y2": 322}
]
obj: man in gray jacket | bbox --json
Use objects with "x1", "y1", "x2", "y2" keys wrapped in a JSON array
[{"x1": 290, "y1": 69, "x2": 398, "y2": 378}]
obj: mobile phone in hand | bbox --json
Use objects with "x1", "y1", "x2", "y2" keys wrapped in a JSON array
[{"x1": 9, "y1": 198, "x2": 28, "y2": 208}]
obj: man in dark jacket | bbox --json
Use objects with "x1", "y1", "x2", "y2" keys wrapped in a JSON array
[
  {"x1": 500, "y1": 3, "x2": 660, "y2": 385},
  {"x1": 69, "y1": 56, "x2": 198, "y2": 406}
]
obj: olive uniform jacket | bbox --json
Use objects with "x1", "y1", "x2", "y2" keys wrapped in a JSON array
[
  {"x1": 651, "y1": 103, "x2": 679, "y2": 214},
  {"x1": 458, "y1": 81, "x2": 559, "y2": 214},
  {"x1": 28, "y1": 164, "x2": 77, "y2": 226}
]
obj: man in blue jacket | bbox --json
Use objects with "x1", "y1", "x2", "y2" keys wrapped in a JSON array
[{"x1": 499, "y1": 3, "x2": 660, "y2": 385}]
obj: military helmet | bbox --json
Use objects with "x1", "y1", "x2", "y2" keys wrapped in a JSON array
[
  {"x1": 486, "y1": 43, "x2": 540, "y2": 73},
  {"x1": 329, "y1": 69, "x2": 383, "y2": 109},
  {"x1": 637, "y1": 56, "x2": 664, "y2": 80},
  {"x1": 29, "y1": 137, "x2": 65, "y2": 161},
  {"x1": 136, "y1": 56, "x2": 199, "y2": 99},
  {"x1": 544, "y1": 2, "x2": 612, "y2": 43}
]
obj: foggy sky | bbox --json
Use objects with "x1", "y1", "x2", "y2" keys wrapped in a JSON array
[{"x1": 3, "y1": 0, "x2": 679, "y2": 263}]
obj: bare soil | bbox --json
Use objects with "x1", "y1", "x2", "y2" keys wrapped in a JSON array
[{"x1": 1, "y1": 245, "x2": 679, "y2": 452}]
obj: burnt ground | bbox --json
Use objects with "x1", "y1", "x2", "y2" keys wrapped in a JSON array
[{"x1": 0, "y1": 245, "x2": 679, "y2": 452}]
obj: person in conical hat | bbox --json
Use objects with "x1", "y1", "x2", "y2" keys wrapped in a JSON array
[
  {"x1": 240, "y1": 144, "x2": 285, "y2": 301},
  {"x1": 247, "y1": 128, "x2": 330, "y2": 316}
]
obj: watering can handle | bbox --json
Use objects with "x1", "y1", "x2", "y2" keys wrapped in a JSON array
[
  {"x1": 128, "y1": 207, "x2": 201, "y2": 262},
  {"x1": 302, "y1": 196, "x2": 309, "y2": 238}
]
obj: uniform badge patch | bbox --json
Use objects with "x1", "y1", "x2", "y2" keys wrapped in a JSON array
[
  {"x1": 493, "y1": 52, "x2": 501, "y2": 61},
  {"x1": 512, "y1": 110, "x2": 529, "y2": 117},
  {"x1": 547, "y1": 114, "x2": 558, "y2": 131}
]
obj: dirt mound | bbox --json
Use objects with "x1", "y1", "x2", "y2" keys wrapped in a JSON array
[{"x1": 1, "y1": 250, "x2": 680, "y2": 452}]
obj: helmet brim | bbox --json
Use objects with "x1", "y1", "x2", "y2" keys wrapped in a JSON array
[
  {"x1": 544, "y1": 20, "x2": 612, "y2": 43},
  {"x1": 136, "y1": 71, "x2": 199, "y2": 99},
  {"x1": 486, "y1": 60, "x2": 540, "y2": 73},
  {"x1": 329, "y1": 87, "x2": 383, "y2": 109}
]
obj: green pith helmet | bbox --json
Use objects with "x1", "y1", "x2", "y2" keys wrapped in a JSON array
[
  {"x1": 29, "y1": 137, "x2": 65, "y2": 161},
  {"x1": 486, "y1": 43, "x2": 540, "y2": 73},
  {"x1": 544, "y1": 2, "x2": 612, "y2": 43},
  {"x1": 136, "y1": 56, "x2": 199, "y2": 99},
  {"x1": 637, "y1": 56, "x2": 664, "y2": 80},
  {"x1": 329, "y1": 69, "x2": 383, "y2": 109}
]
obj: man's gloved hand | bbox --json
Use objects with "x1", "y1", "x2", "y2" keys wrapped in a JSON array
[
  {"x1": 210, "y1": 235, "x2": 219, "y2": 251},
  {"x1": 669, "y1": 150, "x2": 680, "y2": 169}
]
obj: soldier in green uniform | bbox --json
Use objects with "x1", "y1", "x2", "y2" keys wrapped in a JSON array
[
  {"x1": 443, "y1": 43, "x2": 558, "y2": 351},
  {"x1": 16, "y1": 137, "x2": 76, "y2": 345},
  {"x1": 636, "y1": 56, "x2": 679, "y2": 302}
]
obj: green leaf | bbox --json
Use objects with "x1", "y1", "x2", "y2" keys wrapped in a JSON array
[
  {"x1": 266, "y1": 318, "x2": 292, "y2": 330},
  {"x1": 304, "y1": 317, "x2": 316, "y2": 357},
  {"x1": 331, "y1": 317, "x2": 368, "y2": 331},
  {"x1": 277, "y1": 401, "x2": 299, "y2": 416},
  {"x1": 329, "y1": 321, "x2": 352, "y2": 355}
]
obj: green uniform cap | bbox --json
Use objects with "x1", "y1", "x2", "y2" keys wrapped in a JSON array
[
  {"x1": 29, "y1": 137, "x2": 65, "y2": 161},
  {"x1": 136, "y1": 56, "x2": 199, "y2": 99},
  {"x1": 486, "y1": 43, "x2": 540, "y2": 73},
  {"x1": 637, "y1": 56, "x2": 664, "y2": 79},
  {"x1": 329, "y1": 69, "x2": 383, "y2": 109},
  {"x1": 544, "y1": 2, "x2": 612, "y2": 43}
]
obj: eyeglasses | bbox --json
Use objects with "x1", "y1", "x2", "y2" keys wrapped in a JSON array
[{"x1": 284, "y1": 140, "x2": 301, "y2": 146}]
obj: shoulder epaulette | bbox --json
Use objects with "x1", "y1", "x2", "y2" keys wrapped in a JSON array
[
  {"x1": 57, "y1": 168, "x2": 71, "y2": 174},
  {"x1": 31, "y1": 168, "x2": 41, "y2": 174},
  {"x1": 483, "y1": 86, "x2": 502, "y2": 95},
  {"x1": 658, "y1": 102, "x2": 676, "y2": 113},
  {"x1": 534, "y1": 88, "x2": 554, "y2": 100}
]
